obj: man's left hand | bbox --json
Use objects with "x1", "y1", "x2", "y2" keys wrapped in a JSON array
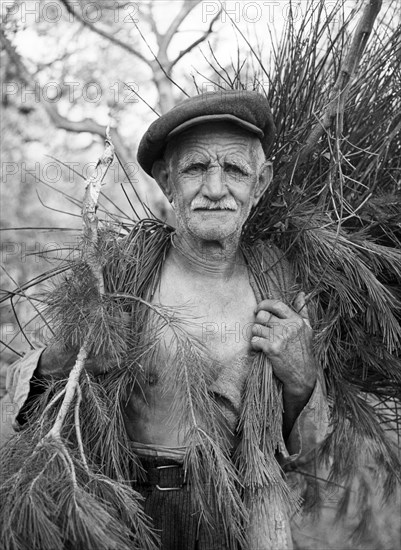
[{"x1": 251, "y1": 292, "x2": 317, "y2": 398}]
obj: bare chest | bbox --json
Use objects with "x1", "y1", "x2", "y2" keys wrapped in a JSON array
[
  {"x1": 153, "y1": 266, "x2": 257, "y2": 367},
  {"x1": 124, "y1": 262, "x2": 258, "y2": 443}
]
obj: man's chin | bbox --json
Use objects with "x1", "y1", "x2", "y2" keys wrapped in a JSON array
[
  {"x1": 190, "y1": 209, "x2": 237, "y2": 222},
  {"x1": 187, "y1": 220, "x2": 239, "y2": 242}
]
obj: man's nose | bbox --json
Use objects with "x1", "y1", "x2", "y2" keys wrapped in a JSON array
[{"x1": 202, "y1": 166, "x2": 227, "y2": 200}]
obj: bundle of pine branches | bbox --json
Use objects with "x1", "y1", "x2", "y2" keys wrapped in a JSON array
[{"x1": 240, "y1": 0, "x2": 401, "y2": 525}]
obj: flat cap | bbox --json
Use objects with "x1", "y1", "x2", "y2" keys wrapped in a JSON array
[{"x1": 137, "y1": 90, "x2": 275, "y2": 176}]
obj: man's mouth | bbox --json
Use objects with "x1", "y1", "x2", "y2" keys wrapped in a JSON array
[
  {"x1": 191, "y1": 200, "x2": 237, "y2": 211},
  {"x1": 193, "y1": 207, "x2": 236, "y2": 211}
]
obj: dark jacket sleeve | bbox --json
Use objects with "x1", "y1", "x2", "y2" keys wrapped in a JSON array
[{"x1": 5, "y1": 348, "x2": 46, "y2": 428}]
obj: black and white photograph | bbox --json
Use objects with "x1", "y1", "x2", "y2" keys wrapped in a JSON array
[{"x1": 1, "y1": 1, "x2": 400, "y2": 548}]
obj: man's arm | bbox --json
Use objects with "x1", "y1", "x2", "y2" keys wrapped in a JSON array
[
  {"x1": 251, "y1": 291, "x2": 330, "y2": 459},
  {"x1": 6, "y1": 349, "x2": 46, "y2": 407},
  {"x1": 6, "y1": 344, "x2": 94, "y2": 427},
  {"x1": 6, "y1": 348, "x2": 46, "y2": 427},
  {"x1": 281, "y1": 374, "x2": 329, "y2": 461},
  {"x1": 7, "y1": 342, "x2": 109, "y2": 427}
]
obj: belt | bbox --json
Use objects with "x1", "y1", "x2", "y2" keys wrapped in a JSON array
[{"x1": 137, "y1": 456, "x2": 187, "y2": 491}]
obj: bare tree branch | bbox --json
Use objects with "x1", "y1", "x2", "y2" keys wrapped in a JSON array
[
  {"x1": 123, "y1": 82, "x2": 160, "y2": 116},
  {"x1": 46, "y1": 108, "x2": 130, "y2": 168},
  {"x1": 3, "y1": 1, "x2": 221, "y2": 148},
  {"x1": 169, "y1": 8, "x2": 222, "y2": 70},
  {"x1": 0, "y1": 28, "x2": 131, "y2": 166},
  {"x1": 146, "y1": 0, "x2": 162, "y2": 47},
  {"x1": 59, "y1": 0, "x2": 151, "y2": 67},
  {"x1": 131, "y1": 20, "x2": 189, "y2": 108},
  {"x1": 159, "y1": 0, "x2": 202, "y2": 53},
  {"x1": 54, "y1": 1, "x2": 217, "y2": 113},
  {"x1": 43, "y1": 105, "x2": 130, "y2": 167},
  {"x1": 97, "y1": 1, "x2": 132, "y2": 9},
  {"x1": 0, "y1": 28, "x2": 30, "y2": 86},
  {"x1": 43, "y1": 105, "x2": 106, "y2": 135}
]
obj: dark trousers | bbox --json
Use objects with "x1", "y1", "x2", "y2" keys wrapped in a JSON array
[{"x1": 135, "y1": 457, "x2": 229, "y2": 550}]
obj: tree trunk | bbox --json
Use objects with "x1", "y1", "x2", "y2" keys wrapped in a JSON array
[{"x1": 154, "y1": 66, "x2": 176, "y2": 113}]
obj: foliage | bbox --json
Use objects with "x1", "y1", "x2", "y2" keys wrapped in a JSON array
[{"x1": 240, "y1": 0, "x2": 401, "y2": 533}]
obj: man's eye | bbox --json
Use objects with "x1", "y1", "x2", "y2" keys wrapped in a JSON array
[
  {"x1": 225, "y1": 163, "x2": 247, "y2": 176},
  {"x1": 184, "y1": 163, "x2": 207, "y2": 174}
]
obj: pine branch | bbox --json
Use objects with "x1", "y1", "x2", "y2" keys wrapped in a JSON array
[
  {"x1": 43, "y1": 130, "x2": 114, "y2": 439},
  {"x1": 0, "y1": 132, "x2": 164, "y2": 550},
  {"x1": 291, "y1": 0, "x2": 383, "y2": 174}
]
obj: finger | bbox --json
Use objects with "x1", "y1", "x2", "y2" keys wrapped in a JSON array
[
  {"x1": 293, "y1": 291, "x2": 310, "y2": 321},
  {"x1": 251, "y1": 323, "x2": 274, "y2": 341},
  {"x1": 255, "y1": 310, "x2": 280, "y2": 326},
  {"x1": 303, "y1": 318, "x2": 312, "y2": 329},
  {"x1": 251, "y1": 329, "x2": 283, "y2": 356},
  {"x1": 255, "y1": 299, "x2": 293, "y2": 319}
]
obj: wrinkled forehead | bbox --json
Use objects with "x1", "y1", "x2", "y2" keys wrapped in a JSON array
[{"x1": 165, "y1": 122, "x2": 263, "y2": 163}]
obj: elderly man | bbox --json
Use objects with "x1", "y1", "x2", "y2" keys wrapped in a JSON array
[{"x1": 7, "y1": 91, "x2": 328, "y2": 550}]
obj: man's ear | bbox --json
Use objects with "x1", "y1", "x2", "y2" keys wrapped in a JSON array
[
  {"x1": 152, "y1": 160, "x2": 173, "y2": 202},
  {"x1": 253, "y1": 161, "x2": 273, "y2": 206}
]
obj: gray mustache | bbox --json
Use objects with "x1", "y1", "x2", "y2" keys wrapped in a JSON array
[{"x1": 191, "y1": 198, "x2": 237, "y2": 211}]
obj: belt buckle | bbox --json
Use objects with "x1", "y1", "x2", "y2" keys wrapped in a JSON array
[{"x1": 155, "y1": 464, "x2": 186, "y2": 491}]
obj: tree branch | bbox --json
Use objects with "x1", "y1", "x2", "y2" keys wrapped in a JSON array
[
  {"x1": 59, "y1": 0, "x2": 151, "y2": 67},
  {"x1": 46, "y1": 132, "x2": 114, "y2": 441},
  {"x1": 132, "y1": 21, "x2": 189, "y2": 107},
  {"x1": 1, "y1": 28, "x2": 131, "y2": 166},
  {"x1": 0, "y1": 28, "x2": 30, "y2": 86},
  {"x1": 159, "y1": 0, "x2": 202, "y2": 54},
  {"x1": 43, "y1": 104, "x2": 106, "y2": 135},
  {"x1": 42, "y1": 105, "x2": 130, "y2": 167},
  {"x1": 146, "y1": 0, "x2": 162, "y2": 47},
  {"x1": 169, "y1": 8, "x2": 222, "y2": 70},
  {"x1": 292, "y1": 0, "x2": 383, "y2": 171}
]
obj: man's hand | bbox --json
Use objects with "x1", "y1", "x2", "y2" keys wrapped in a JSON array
[
  {"x1": 251, "y1": 291, "x2": 318, "y2": 438},
  {"x1": 251, "y1": 292, "x2": 317, "y2": 398},
  {"x1": 37, "y1": 343, "x2": 106, "y2": 379}
]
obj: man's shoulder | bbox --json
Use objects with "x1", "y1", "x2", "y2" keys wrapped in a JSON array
[
  {"x1": 108, "y1": 220, "x2": 172, "y2": 255},
  {"x1": 250, "y1": 238, "x2": 290, "y2": 266},
  {"x1": 244, "y1": 238, "x2": 297, "y2": 301},
  {"x1": 103, "y1": 220, "x2": 172, "y2": 294}
]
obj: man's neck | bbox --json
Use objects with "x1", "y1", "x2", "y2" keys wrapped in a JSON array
[{"x1": 171, "y1": 232, "x2": 244, "y2": 280}]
